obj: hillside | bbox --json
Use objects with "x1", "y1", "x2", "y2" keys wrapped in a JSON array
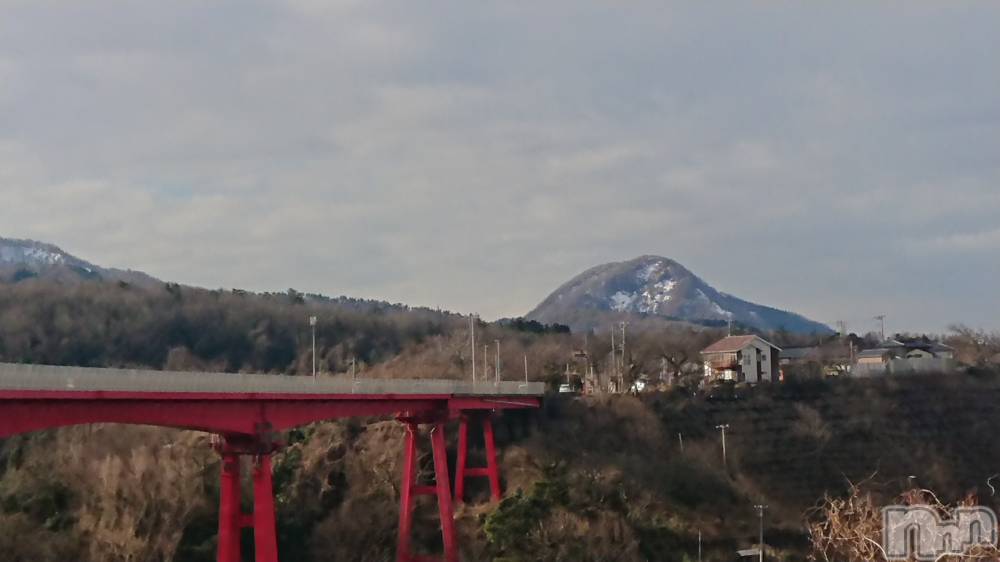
[
  {"x1": 528, "y1": 255, "x2": 832, "y2": 334},
  {"x1": 4, "y1": 373, "x2": 1000, "y2": 561},
  {"x1": 0, "y1": 280, "x2": 463, "y2": 374}
]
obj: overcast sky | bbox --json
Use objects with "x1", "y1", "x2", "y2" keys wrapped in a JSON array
[{"x1": 2, "y1": 2, "x2": 998, "y2": 333}]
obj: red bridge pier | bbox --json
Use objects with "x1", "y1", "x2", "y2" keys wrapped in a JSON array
[
  {"x1": 396, "y1": 417, "x2": 458, "y2": 562},
  {"x1": 395, "y1": 412, "x2": 506, "y2": 562},
  {"x1": 215, "y1": 433, "x2": 281, "y2": 562},
  {"x1": 454, "y1": 413, "x2": 501, "y2": 503},
  {"x1": 212, "y1": 413, "x2": 506, "y2": 562}
]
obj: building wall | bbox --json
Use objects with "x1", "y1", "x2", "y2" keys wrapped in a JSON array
[
  {"x1": 703, "y1": 339, "x2": 777, "y2": 384},
  {"x1": 742, "y1": 340, "x2": 775, "y2": 383},
  {"x1": 857, "y1": 356, "x2": 886, "y2": 365},
  {"x1": 704, "y1": 352, "x2": 739, "y2": 381},
  {"x1": 852, "y1": 357, "x2": 957, "y2": 377}
]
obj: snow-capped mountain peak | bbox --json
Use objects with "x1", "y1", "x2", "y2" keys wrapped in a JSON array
[{"x1": 527, "y1": 255, "x2": 831, "y2": 334}]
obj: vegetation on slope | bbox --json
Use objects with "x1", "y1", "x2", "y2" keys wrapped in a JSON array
[
  {"x1": 2, "y1": 372, "x2": 1000, "y2": 561},
  {"x1": 0, "y1": 280, "x2": 461, "y2": 373}
]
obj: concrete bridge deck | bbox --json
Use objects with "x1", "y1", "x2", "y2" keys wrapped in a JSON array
[{"x1": 0, "y1": 362, "x2": 546, "y2": 396}]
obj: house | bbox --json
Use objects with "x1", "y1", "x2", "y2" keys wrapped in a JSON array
[
  {"x1": 853, "y1": 339, "x2": 956, "y2": 376},
  {"x1": 857, "y1": 348, "x2": 894, "y2": 365},
  {"x1": 781, "y1": 345, "x2": 852, "y2": 377},
  {"x1": 779, "y1": 346, "x2": 820, "y2": 366},
  {"x1": 701, "y1": 335, "x2": 781, "y2": 384}
]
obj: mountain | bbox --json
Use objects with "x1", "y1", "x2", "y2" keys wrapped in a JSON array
[
  {"x1": 527, "y1": 255, "x2": 832, "y2": 334},
  {"x1": 0, "y1": 237, "x2": 160, "y2": 286}
]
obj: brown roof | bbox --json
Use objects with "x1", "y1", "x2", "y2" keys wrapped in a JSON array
[{"x1": 701, "y1": 335, "x2": 779, "y2": 354}]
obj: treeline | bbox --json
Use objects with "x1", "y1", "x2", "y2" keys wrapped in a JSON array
[{"x1": 0, "y1": 280, "x2": 462, "y2": 373}]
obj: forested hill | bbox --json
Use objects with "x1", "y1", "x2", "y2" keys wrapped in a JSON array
[{"x1": 0, "y1": 279, "x2": 462, "y2": 373}]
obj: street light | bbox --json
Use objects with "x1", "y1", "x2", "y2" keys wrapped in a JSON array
[
  {"x1": 754, "y1": 504, "x2": 768, "y2": 562},
  {"x1": 494, "y1": 339, "x2": 501, "y2": 384},
  {"x1": 716, "y1": 424, "x2": 730, "y2": 468},
  {"x1": 470, "y1": 314, "x2": 477, "y2": 384},
  {"x1": 309, "y1": 316, "x2": 317, "y2": 378}
]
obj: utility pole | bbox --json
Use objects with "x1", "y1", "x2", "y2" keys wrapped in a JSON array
[
  {"x1": 728, "y1": 319, "x2": 733, "y2": 337},
  {"x1": 483, "y1": 344, "x2": 488, "y2": 383},
  {"x1": 836, "y1": 320, "x2": 847, "y2": 337},
  {"x1": 754, "y1": 503, "x2": 768, "y2": 562},
  {"x1": 470, "y1": 315, "x2": 476, "y2": 384},
  {"x1": 351, "y1": 357, "x2": 356, "y2": 380},
  {"x1": 309, "y1": 316, "x2": 317, "y2": 378},
  {"x1": 678, "y1": 432, "x2": 684, "y2": 453},
  {"x1": 524, "y1": 354, "x2": 529, "y2": 383},
  {"x1": 698, "y1": 531, "x2": 702, "y2": 562},
  {"x1": 495, "y1": 339, "x2": 501, "y2": 384},
  {"x1": 716, "y1": 424, "x2": 730, "y2": 468},
  {"x1": 621, "y1": 321, "x2": 628, "y2": 391},
  {"x1": 874, "y1": 314, "x2": 886, "y2": 341},
  {"x1": 610, "y1": 326, "x2": 618, "y2": 392}
]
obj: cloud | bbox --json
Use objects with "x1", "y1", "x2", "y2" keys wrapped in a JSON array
[
  {"x1": 0, "y1": 1, "x2": 998, "y2": 331},
  {"x1": 925, "y1": 229, "x2": 1000, "y2": 253}
]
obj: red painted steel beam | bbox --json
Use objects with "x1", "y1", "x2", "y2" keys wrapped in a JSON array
[
  {"x1": 396, "y1": 419, "x2": 459, "y2": 562},
  {"x1": 0, "y1": 392, "x2": 538, "y2": 438},
  {"x1": 253, "y1": 455, "x2": 279, "y2": 562},
  {"x1": 482, "y1": 417, "x2": 502, "y2": 501},
  {"x1": 429, "y1": 422, "x2": 458, "y2": 562},
  {"x1": 454, "y1": 415, "x2": 502, "y2": 503},
  {"x1": 397, "y1": 423, "x2": 418, "y2": 562},
  {"x1": 448, "y1": 397, "x2": 541, "y2": 411},
  {"x1": 217, "y1": 452, "x2": 242, "y2": 562},
  {"x1": 454, "y1": 417, "x2": 469, "y2": 503},
  {"x1": 0, "y1": 398, "x2": 450, "y2": 438}
]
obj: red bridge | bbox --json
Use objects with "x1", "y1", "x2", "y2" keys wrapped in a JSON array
[{"x1": 0, "y1": 363, "x2": 544, "y2": 562}]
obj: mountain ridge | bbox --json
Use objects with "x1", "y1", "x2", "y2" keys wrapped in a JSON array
[
  {"x1": 527, "y1": 255, "x2": 832, "y2": 334},
  {"x1": 0, "y1": 237, "x2": 160, "y2": 287}
]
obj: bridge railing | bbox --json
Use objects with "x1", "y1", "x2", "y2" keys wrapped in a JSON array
[{"x1": 0, "y1": 363, "x2": 546, "y2": 396}]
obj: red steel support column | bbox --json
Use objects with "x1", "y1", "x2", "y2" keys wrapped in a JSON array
[
  {"x1": 396, "y1": 423, "x2": 418, "y2": 562},
  {"x1": 482, "y1": 417, "x2": 501, "y2": 502},
  {"x1": 217, "y1": 452, "x2": 242, "y2": 562},
  {"x1": 454, "y1": 416, "x2": 469, "y2": 503},
  {"x1": 253, "y1": 454, "x2": 280, "y2": 562},
  {"x1": 453, "y1": 414, "x2": 502, "y2": 503},
  {"x1": 430, "y1": 423, "x2": 458, "y2": 562}
]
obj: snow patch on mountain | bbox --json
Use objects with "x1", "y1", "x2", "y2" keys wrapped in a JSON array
[
  {"x1": 610, "y1": 291, "x2": 637, "y2": 312},
  {"x1": 607, "y1": 262, "x2": 680, "y2": 314},
  {"x1": 1, "y1": 243, "x2": 67, "y2": 266},
  {"x1": 638, "y1": 261, "x2": 662, "y2": 282},
  {"x1": 637, "y1": 279, "x2": 676, "y2": 313}
]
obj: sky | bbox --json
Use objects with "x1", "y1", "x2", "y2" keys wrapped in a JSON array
[{"x1": 1, "y1": 1, "x2": 998, "y2": 333}]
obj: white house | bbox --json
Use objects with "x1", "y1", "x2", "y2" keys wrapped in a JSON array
[
  {"x1": 853, "y1": 339, "x2": 957, "y2": 376},
  {"x1": 701, "y1": 335, "x2": 781, "y2": 384}
]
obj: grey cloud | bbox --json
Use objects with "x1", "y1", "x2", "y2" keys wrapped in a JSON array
[{"x1": 0, "y1": 1, "x2": 998, "y2": 331}]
